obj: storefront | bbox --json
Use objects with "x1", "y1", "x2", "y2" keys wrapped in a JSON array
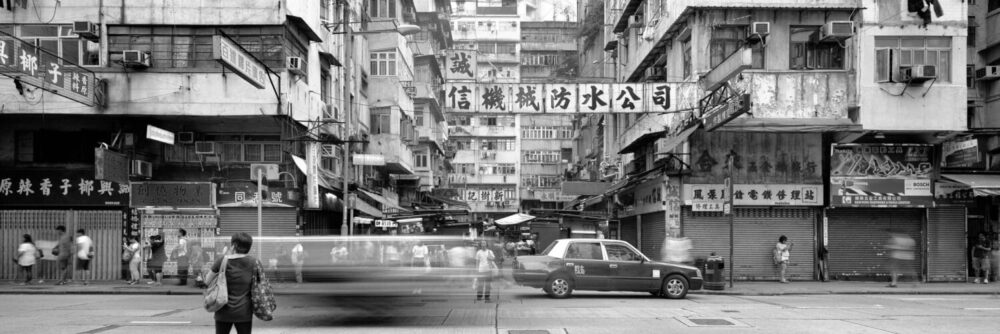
[
  {"x1": 0, "y1": 169, "x2": 130, "y2": 281},
  {"x1": 616, "y1": 174, "x2": 679, "y2": 258},
  {"x1": 131, "y1": 182, "x2": 220, "y2": 279},
  {"x1": 827, "y1": 144, "x2": 933, "y2": 281}
]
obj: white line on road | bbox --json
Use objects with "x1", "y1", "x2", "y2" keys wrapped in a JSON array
[
  {"x1": 963, "y1": 308, "x2": 1000, "y2": 310},
  {"x1": 128, "y1": 321, "x2": 192, "y2": 324},
  {"x1": 898, "y1": 298, "x2": 963, "y2": 301},
  {"x1": 794, "y1": 306, "x2": 884, "y2": 309}
]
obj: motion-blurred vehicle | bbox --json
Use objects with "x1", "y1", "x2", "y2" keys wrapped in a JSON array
[{"x1": 512, "y1": 239, "x2": 703, "y2": 299}]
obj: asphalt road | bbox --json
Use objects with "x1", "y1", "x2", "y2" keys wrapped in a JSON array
[{"x1": 2, "y1": 288, "x2": 1000, "y2": 334}]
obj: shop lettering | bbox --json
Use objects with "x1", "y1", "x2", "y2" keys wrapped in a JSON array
[{"x1": 0, "y1": 176, "x2": 125, "y2": 197}]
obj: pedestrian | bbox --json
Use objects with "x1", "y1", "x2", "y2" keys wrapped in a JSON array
[
  {"x1": 75, "y1": 229, "x2": 94, "y2": 286},
  {"x1": 54, "y1": 225, "x2": 73, "y2": 285},
  {"x1": 276, "y1": 246, "x2": 292, "y2": 283},
  {"x1": 291, "y1": 237, "x2": 307, "y2": 285},
  {"x1": 147, "y1": 234, "x2": 166, "y2": 286},
  {"x1": 123, "y1": 236, "x2": 142, "y2": 285},
  {"x1": 208, "y1": 232, "x2": 258, "y2": 334},
  {"x1": 411, "y1": 241, "x2": 429, "y2": 270},
  {"x1": 15, "y1": 234, "x2": 41, "y2": 285},
  {"x1": 177, "y1": 228, "x2": 190, "y2": 286},
  {"x1": 774, "y1": 235, "x2": 793, "y2": 283},
  {"x1": 817, "y1": 244, "x2": 829, "y2": 282},
  {"x1": 887, "y1": 232, "x2": 915, "y2": 288},
  {"x1": 971, "y1": 232, "x2": 991, "y2": 284},
  {"x1": 475, "y1": 241, "x2": 497, "y2": 302}
]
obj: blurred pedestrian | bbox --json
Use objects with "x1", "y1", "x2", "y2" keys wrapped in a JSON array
[
  {"x1": 411, "y1": 241, "x2": 430, "y2": 271},
  {"x1": 887, "y1": 232, "x2": 915, "y2": 288},
  {"x1": 208, "y1": 233, "x2": 258, "y2": 334},
  {"x1": 54, "y1": 225, "x2": 73, "y2": 285},
  {"x1": 662, "y1": 237, "x2": 693, "y2": 264},
  {"x1": 291, "y1": 237, "x2": 307, "y2": 285},
  {"x1": 147, "y1": 233, "x2": 166, "y2": 286},
  {"x1": 123, "y1": 236, "x2": 141, "y2": 285},
  {"x1": 774, "y1": 235, "x2": 793, "y2": 283},
  {"x1": 75, "y1": 229, "x2": 94, "y2": 286},
  {"x1": 817, "y1": 244, "x2": 829, "y2": 282},
  {"x1": 276, "y1": 246, "x2": 292, "y2": 283},
  {"x1": 16, "y1": 234, "x2": 41, "y2": 285},
  {"x1": 971, "y1": 232, "x2": 991, "y2": 284},
  {"x1": 177, "y1": 229, "x2": 190, "y2": 286},
  {"x1": 475, "y1": 241, "x2": 497, "y2": 302}
]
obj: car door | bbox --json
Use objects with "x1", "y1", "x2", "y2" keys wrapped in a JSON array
[
  {"x1": 605, "y1": 242, "x2": 657, "y2": 291},
  {"x1": 563, "y1": 241, "x2": 610, "y2": 291}
]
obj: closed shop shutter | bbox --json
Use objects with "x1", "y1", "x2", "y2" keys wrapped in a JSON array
[
  {"x1": 620, "y1": 216, "x2": 638, "y2": 249},
  {"x1": 219, "y1": 208, "x2": 298, "y2": 260},
  {"x1": 827, "y1": 208, "x2": 923, "y2": 281},
  {"x1": 640, "y1": 212, "x2": 666, "y2": 260},
  {"x1": 684, "y1": 207, "x2": 816, "y2": 280},
  {"x1": 927, "y1": 207, "x2": 966, "y2": 282},
  {"x1": 1, "y1": 209, "x2": 124, "y2": 281}
]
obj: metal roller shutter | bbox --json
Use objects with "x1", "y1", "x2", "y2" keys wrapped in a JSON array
[
  {"x1": 640, "y1": 212, "x2": 666, "y2": 260},
  {"x1": 219, "y1": 208, "x2": 298, "y2": 260},
  {"x1": 1, "y1": 209, "x2": 124, "y2": 281},
  {"x1": 620, "y1": 216, "x2": 638, "y2": 249},
  {"x1": 927, "y1": 207, "x2": 966, "y2": 282},
  {"x1": 827, "y1": 208, "x2": 923, "y2": 281},
  {"x1": 684, "y1": 208, "x2": 815, "y2": 281}
]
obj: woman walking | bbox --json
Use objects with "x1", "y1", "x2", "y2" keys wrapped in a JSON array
[
  {"x1": 208, "y1": 232, "x2": 258, "y2": 334},
  {"x1": 123, "y1": 237, "x2": 142, "y2": 285},
  {"x1": 474, "y1": 241, "x2": 497, "y2": 302},
  {"x1": 774, "y1": 235, "x2": 793, "y2": 283},
  {"x1": 147, "y1": 234, "x2": 166, "y2": 285},
  {"x1": 16, "y1": 234, "x2": 40, "y2": 285}
]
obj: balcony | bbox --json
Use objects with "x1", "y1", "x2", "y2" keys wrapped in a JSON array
[
  {"x1": 369, "y1": 134, "x2": 415, "y2": 174},
  {"x1": 478, "y1": 52, "x2": 520, "y2": 64},
  {"x1": 448, "y1": 174, "x2": 518, "y2": 185}
]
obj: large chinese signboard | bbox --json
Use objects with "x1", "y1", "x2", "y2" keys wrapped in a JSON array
[
  {"x1": 94, "y1": 148, "x2": 130, "y2": 185},
  {"x1": 941, "y1": 137, "x2": 984, "y2": 169},
  {"x1": 217, "y1": 186, "x2": 300, "y2": 208},
  {"x1": 687, "y1": 132, "x2": 824, "y2": 185},
  {"x1": 444, "y1": 50, "x2": 478, "y2": 81},
  {"x1": 213, "y1": 34, "x2": 268, "y2": 89},
  {"x1": 0, "y1": 170, "x2": 129, "y2": 206},
  {"x1": 130, "y1": 182, "x2": 215, "y2": 209},
  {"x1": 0, "y1": 31, "x2": 104, "y2": 107},
  {"x1": 683, "y1": 184, "x2": 824, "y2": 206},
  {"x1": 830, "y1": 144, "x2": 934, "y2": 208},
  {"x1": 444, "y1": 82, "x2": 693, "y2": 114}
]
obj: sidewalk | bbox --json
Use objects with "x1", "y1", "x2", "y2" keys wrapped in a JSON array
[{"x1": 3, "y1": 279, "x2": 1000, "y2": 296}]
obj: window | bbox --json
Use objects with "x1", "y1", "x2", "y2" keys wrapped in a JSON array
[
  {"x1": 415, "y1": 152, "x2": 429, "y2": 168},
  {"x1": 15, "y1": 24, "x2": 99, "y2": 67},
  {"x1": 875, "y1": 37, "x2": 952, "y2": 82},
  {"x1": 449, "y1": 115, "x2": 472, "y2": 126},
  {"x1": 320, "y1": 0, "x2": 332, "y2": 22},
  {"x1": 681, "y1": 38, "x2": 692, "y2": 79},
  {"x1": 566, "y1": 242, "x2": 603, "y2": 260},
  {"x1": 710, "y1": 26, "x2": 763, "y2": 69},
  {"x1": 370, "y1": 51, "x2": 397, "y2": 76},
  {"x1": 415, "y1": 114, "x2": 424, "y2": 126},
  {"x1": 478, "y1": 163, "x2": 515, "y2": 174},
  {"x1": 522, "y1": 150, "x2": 561, "y2": 163},
  {"x1": 605, "y1": 244, "x2": 642, "y2": 262},
  {"x1": 968, "y1": 65, "x2": 977, "y2": 88},
  {"x1": 789, "y1": 26, "x2": 845, "y2": 70},
  {"x1": 108, "y1": 25, "x2": 293, "y2": 69},
  {"x1": 369, "y1": 0, "x2": 396, "y2": 18},
  {"x1": 968, "y1": 17, "x2": 977, "y2": 46}
]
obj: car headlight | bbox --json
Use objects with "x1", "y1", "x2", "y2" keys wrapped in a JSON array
[{"x1": 694, "y1": 268, "x2": 702, "y2": 279}]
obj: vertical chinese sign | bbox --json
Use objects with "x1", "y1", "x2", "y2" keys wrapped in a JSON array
[
  {"x1": 444, "y1": 50, "x2": 478, "y2": 81},
  {"x1": 0, "y1": 31, "x2": 104, "y2": 107},
  {"x1": 830, "y1": 144, "x2": 934, "y2": 207}
]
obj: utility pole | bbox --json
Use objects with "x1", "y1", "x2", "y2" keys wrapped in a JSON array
[
  {"x1": 725, "y1": 154, "x2": 734, "y2": 288},
  {"x1": 341, "y1": 0, "x2": 354, "y2": 236}
]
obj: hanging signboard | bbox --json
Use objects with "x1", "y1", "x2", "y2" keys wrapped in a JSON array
[
  {"x1": 130, "y1": 182, "x2": 215, "y2": 208},
  {"x1": 702, "y1": 93, "x2": 751, "y2": 132},
  {"x1": 217, "y1": 186, "x2": 301, "y2": 208},
  {"x1": 830, "y1": 144, "x2": 934, "y2": 208},
  {"x1": 935, "y1": 181, "x2": 976, "y2": 206},
  {"x1": 146, "y1": 125, "x2": 175, "y2": 145},
  {"x1": 443, "y1": 82, "x2": 698, "y2": 114},
  {"x1": 0, "y1": 170, "x2": 129, "y2": 206},
  {"x1": 0, "y1": 31, "x2": 105, "y2": 107},
  {"x1": 94, "y1": 148, "x2": 130, "y2": 184},
  {"x1": 213, "y1": 34, "x2": 268, "y2": 89},
  {"x1": 444, "y1": 49, "x2": 478, "y2": 81},
  {"x1": 445, "y1": 82, "x2": 478, "y2": 112},
  {"x1": 941, "y1": 137, "x2": 983, "y2": 169}
]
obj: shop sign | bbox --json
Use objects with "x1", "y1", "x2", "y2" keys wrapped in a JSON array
[
  {"x1": 622, "y1": 176, "x2": 670, "y2": 216},
  {"x1": 0, "y1": 170, "x2": 129, "y2": 206},
  {"x1": 687, "y1": 132, "x2": 823, "y2": 185},
  {"x1": 830, "y1": 144, "x2": 934, "y2": 208},
  {"x1": 691, "y1": 200, "x2": 724, "y2": 212},
  {"x1": 130, "y1": 182, "x2": 214, "y2": 208},
  {"x1": 374, "y1": 220, "x2": 397, "y2": 228},
  {"x1": 683, "y1": 184, "x2": 824, "y2": 206},
  {"x1": 217, "y1": 186, "x2": 300, "y2": 208},
  {"x1": 444, "y1": 81, "x2": 699, "y2": 114},
  {"x1": 665, "y1": 177, "x2": 681, "y2": 233},
  {"x1": 444, "y1": 49, "x2": 478, "y2": 81},
  {"x1": 94, "y1": 148, "x2": 130, "y2": 184},
  {"x1": 934, "y1": 181, "x2": 976, "y2": 205},
  {"x1": 941, "y1": 138, "x2": 983, "y2": 169},
  {"x1": 145, "y1": 125, "x2": 175, "y2": 145},
  {"x1": 702, "y1": 93, "x2": 751, "y2": 132},
  {"x1": 141, "y1": 214, "x2": 218, "y2": 228},
  {"x1": 305, "y1": 143, "x2": 320, "y2": 210},
  {"x1": 0, "y1": 31, "x2": 104, "y2": 107},
  {"x1": 213, "y1": 34, "x2": 267, "y2": 89}
]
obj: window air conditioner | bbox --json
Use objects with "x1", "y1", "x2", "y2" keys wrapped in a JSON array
[
  {"x1": 977, "y1": 66, "x2": 1000, "y2": 81},
  {"x1": 131, "y1": 160, "x2": 152, "y2": 178},
  {"x1": 177, "y1": 132, "x2": 195, "y2": 144},
  {"x1": 820, "y1": 21, "x2": 853, "y2": 42},
  {"x1": 747, "y1": 22, "x2": 770, "y2": 42},
  {"x1": 287, "y1": 57, "x2": 306, "y2": 76},
  {"x1": 72, "y1": 21, "x2": 100, "y2": 41},
  {"x1": 901, "y1": 65, "x2": 937, "y2": 82},
  {"x1": 194, "y1": 141, "x2": 217, "y2": 155},
  {"x1": 122, "y1": 50, "x2": 150, "y2": 68},
  {"x1": 323, "y1": 104, "x2": 340, "y2": 121}
]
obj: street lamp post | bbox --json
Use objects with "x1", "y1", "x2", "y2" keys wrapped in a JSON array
[{"x1": 342, "y1": 2, "x2": 354, "y2": 236}]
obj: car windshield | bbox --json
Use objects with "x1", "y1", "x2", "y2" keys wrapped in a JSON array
[{"x1": 540, "y1": 242, "x2": 557, "y2": 256}]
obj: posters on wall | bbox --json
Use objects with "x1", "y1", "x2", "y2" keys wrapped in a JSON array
[{"x1": 830, "y1": 144, "x2": 934, "y2": 207}]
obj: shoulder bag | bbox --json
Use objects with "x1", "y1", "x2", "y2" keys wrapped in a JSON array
[
  {"x1": 203, "y1": 256, "x2": 231, "y2": 312},
  {"x1": 251, "y1": 258, "x2": 276, "y2": 321}
]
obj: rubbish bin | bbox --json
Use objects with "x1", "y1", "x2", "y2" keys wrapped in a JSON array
[{"x1": 704, "y1": 254, "x2": 725, "y2": 290}]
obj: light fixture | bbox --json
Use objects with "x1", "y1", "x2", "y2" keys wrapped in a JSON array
[{"x1": 874, "y1": 132, "x2": 886, "y2": 139}]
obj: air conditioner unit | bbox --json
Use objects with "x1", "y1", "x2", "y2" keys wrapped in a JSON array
[
  {"x1": 287, "y1": 57, "x2": 306, "y2": 76},
  {"x1": 977, "y1": 66, "x2": 1000, "y2": 81},
  {"x1": 901, "y1": 65, "x2": 937, "y2": 82},
  {"x1": 122, "y1": 50, "x2": 150, "y2": 68},
  {"x1": 177, "y1": 132, "x2": 195, "y2": 144},
  {"x1": 323, "y1": 104, "x2": 340, "y2": 121},
  {"x1": 72, "y1": 21, "x2": 99, "y2": 41},
  {"x1": 194, "y1": 141, "x2": 217, "y2": 155},
  {"x1": 747, "y1": 22, "x2": 770, "y2": 42},
  {"x1": 131, "y1": 160, "x2": 152, "y2": 178},
  {"x1": 820, "y1": 21, "x2": 853, "y2": 42}
]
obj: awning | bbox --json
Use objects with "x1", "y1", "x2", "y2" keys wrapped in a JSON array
[
  {"x1": 396, "y1": 217, "x2": 423, "y2": 224},
  {"x1": 357, "y1": 188, "x2": 410, "y2": 213},
  {"x1": 426, "y1": 194, "x2": 470, "y2": 209},
  {"x1": 583, "y1": 195, "x2": 605, "y2": 208},
  {"x1": 941, "y1": 174, "x2": 1000, "y2": 196},
  {"x1": 495, "y1": 213, "x2": 536, "y2": 225},
  {"x1": 657, "y1": 126, "x2": 699, "y2": 155},
  {"x1": 353, "y1": 199, "x2": 382, "y2": 218},
  {"x1": 619, "y1": 130, "x2": 665, "y2": 154},
  {"x1": 286, "y1": 15, "x2": 322, "y2": 42}
]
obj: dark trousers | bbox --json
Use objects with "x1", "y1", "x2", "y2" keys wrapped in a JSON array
[
  {"x1": 57, "y1": 257, "x2": 71, "y2": 282},
  {"x1": 476, "y1": 273, "x2": 493, "y2": 300},
  {"x1": 177, "y1": 256, "x2": 189, "y2": 285},
  {"x1": 19, "y1": 265, "x2": 33, "y2": 283},
  {"x1": 215, "y1": 321, "x2": 252, "y2": 334}
]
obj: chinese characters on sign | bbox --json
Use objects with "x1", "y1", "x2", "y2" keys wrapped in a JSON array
[
  {"x1": 444, "y1": 50, "x2": 478, "y2": 81},
  {"x1": 212, "y1": 35, "x2": 268, "y2": 89},
  {"x1": 0, "y1": 171, "x2": 129, "y2": 206},
  {"x1": 683, "y1": 184, "x2": 824, "y2": 206},
  {"x1": 130, "y1": 182, "x2": 214, "y2": 208},
  {"x1": 513, "y1": 83, "x2": 543, "y2": 113},
  {"x1": 0, "y1": 32, "x2": 103, "y2": 107},
  {"x1": 443, "y1": 82, "x2": 690, "y2": 114},
  {"x1": 217, "y1": 187, "x2": 300, "y2": 208},
  {"x1": 480, "y1": 84, "x2": 509, "y2": 112},
  {"x1": 941, "y1": 138, "x2": 983, "y2": 169},
  {"x1": 446, "y1": 83, "x2": 478, "y2": 112},
  {"x1": 830, "y1": 144, "x2": 934, "y2": 208}
]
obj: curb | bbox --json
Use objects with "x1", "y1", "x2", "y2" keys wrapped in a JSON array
[{"x1": 3, "y1": 287, "x2": 1000, "y2": 296}]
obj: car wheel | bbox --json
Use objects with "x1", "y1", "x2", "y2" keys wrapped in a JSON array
[
  {"x1": 544, "y1": 275, "x2": 573, "y2": 298},
  {"x1": 661, "y1": 274, "x2": 689, "y2": 299}
]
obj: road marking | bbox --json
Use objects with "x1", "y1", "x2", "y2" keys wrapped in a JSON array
[
  {"x1": 898, "y1": 297, "x2": 962, "y2": 301},
  {"x1": 128, "y1": 321, "x2": 192, "y2": 324},
  {"x1": 795, "y1": 305, "x2": 884, "y2": 309},
  {"x1": 963, "y1": 308, "x2": 1000, "y2": 310}
]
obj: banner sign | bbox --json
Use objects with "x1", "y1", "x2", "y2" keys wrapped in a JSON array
[
  {"x1": 941, "y1": 138, "x2": 983, "y2": 169},
  {"x1": 0, "y1": 170, "x2": 129, "y2": 206},
  {"x1": 691, "y1": 200, "x2": 725, "y2": 212},
  {"x1": 683, "y1": 184, "x2": 824, "y2": 206},
  {"x1": 830, "y1": 144, "x2": 934, "y2": 208},
  {"x1": 130, "y1": 182, "x2": 215, "y2": 208},
  {"x1": 213, "y1": 34, "x2": 268, "y2": 89},
  {"x1": 444, "y1": 49, "x2": 478, "y2": 81},
  {"x1": 0, "y1": 31, "x2": 103, "y2": 107},
  {"x1": 217, "y1": 186, "x2": 300, "y2": 208},
  {"x1": 935, "y1": 181, "x2": 976, "y2": 205},
  {"x1": 444, "y1": 82, "x2": 692, "y2": 114}
]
